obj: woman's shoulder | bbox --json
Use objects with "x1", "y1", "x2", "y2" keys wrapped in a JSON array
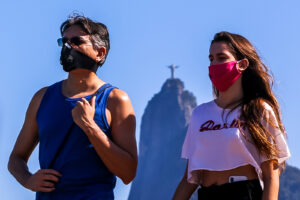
[
  {"x1": 259, "y1": 100, "x2": 278, "y2": 119},
  {"x1": 259, "y1": 99, "x2": 283, "y2": 135},
  {"x1": 192, "y1": 100, "x2": 216, "y2": 116},
  {"x1": 260, "y1": 100, "x2": 273, "y2": 110}
]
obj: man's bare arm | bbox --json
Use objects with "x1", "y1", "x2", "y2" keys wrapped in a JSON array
[{"x1": 8, "y1": 87, "x2": 61, "y2": 192}]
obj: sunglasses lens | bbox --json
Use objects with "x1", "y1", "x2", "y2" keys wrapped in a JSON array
[
  {"x1": 57, "y1": 38, "x2": 63, "y2": 46},
  {"x1": 71, "y1": 37, "x2": 84, "y2": 46},
  {"x1": 58, "y1": 37, "x2": 90, "y2": 47}
]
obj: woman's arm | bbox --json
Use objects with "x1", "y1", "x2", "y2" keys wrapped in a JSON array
[
  {"x1": 261, "y1": 159, "x2": 280, "y2": 200},
  {"x1": 172, "y1": 164, "x2": 198, "y2": 200}
]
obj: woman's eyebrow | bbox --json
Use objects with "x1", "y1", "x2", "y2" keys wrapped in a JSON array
[
  {"x1": 209, "y1": 52, "x2": 228, "y2": 58},
  {"x1": 216, "y1": 52, "x2": 228, "y2": 56}
]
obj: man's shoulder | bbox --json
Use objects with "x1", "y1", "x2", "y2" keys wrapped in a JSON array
[
  {"x1": 33, "y1": 87, "x2": 49, "y2": 103},
  {"x1": 107, "y1": 88, "x2": 130, "y2": 103},
  {"x1": 106, "y1": 88, "x2": 133, "y2": 115},
  {"x1": 26, "y1": 87, "x2": 49, "y2": 118},
  {"x1": 35, "y1": 80, "x2": 64, "y2": 101}
]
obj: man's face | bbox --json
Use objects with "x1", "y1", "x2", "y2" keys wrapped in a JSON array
[{"x1": 62, "y1": 25, "x2": 101, "y2": 62}]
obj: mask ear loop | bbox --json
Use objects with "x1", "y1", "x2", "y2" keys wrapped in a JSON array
[
  {"x1": 235, "y1": 60, "x2": 242, "y2": 73},
  {"x1": 236, "y1": 59, "x2": 248, "y2": 72}
]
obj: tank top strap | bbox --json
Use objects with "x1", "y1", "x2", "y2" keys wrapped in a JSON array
[{"x1": 98, "y1": 85, "x2": 118, "y2": 132}]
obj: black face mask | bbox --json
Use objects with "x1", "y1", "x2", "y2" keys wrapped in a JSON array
[{"x1": 60, "y1": 43, "x2": 99, "y2": 73}]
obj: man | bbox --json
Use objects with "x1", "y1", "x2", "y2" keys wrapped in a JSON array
[{"x1": 8, "y1": 15, "x2": 138, "y2": 200}]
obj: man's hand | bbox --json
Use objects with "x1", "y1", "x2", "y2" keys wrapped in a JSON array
[
  {"x1": 71, "y1": 89, "x2": 137, "y2": 184},
  {"x1": 24, "y1": 169, "x2": 61, "y2": 192},
  {"x1": 72, "y1": 96, "x2": 97, "y2": 131}
]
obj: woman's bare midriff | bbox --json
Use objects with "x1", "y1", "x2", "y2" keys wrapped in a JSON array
[{"x1": 197, "y1": 164, "x2": 258, "y2": 187}]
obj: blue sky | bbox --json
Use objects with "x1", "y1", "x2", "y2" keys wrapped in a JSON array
[{"x1": 1, "y1": 0, "x2": 300, "y2": 199}]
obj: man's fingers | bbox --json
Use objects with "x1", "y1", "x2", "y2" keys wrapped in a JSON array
[
  {"x1": 90, "y1": 96, "x2": 96, "y2": 108},
  {"x1": 43, "y1": 174, "x2": 60, "y2": 182},
  {"x1": 42, "y1": 181, "x2": 55, "y2": 188},
  {"x1": 39, "y1": 187, "x2": 55, "y2": 193},
  {"x1": 41, "y1": 169, "x2": 62, "y2": 177},
  {"x1": 76, "y1": 100, "x2": 84, "y2": 107},
  {"x1": 81, "y1": 98, "x2": 89, "y2": 104}
]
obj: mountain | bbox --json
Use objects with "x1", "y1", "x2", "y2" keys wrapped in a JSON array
[
  {"x1": 128, "y1": 78, "x2": 197, "y2": 200},
  {"x1": 279, "y1": 165, "x2": 300, "y2": 200}
]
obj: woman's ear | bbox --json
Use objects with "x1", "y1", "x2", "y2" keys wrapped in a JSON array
[
  {"x1": 237, "y1": 58, "x2": 249, "y2": 71},
  {"x1": 96, "y1": 46, "x2": 106, "y2": 63}
]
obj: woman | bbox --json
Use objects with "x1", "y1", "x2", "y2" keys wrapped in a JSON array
[{"x1": 173, "y1": 32, "x2": 290, "y2": 200}]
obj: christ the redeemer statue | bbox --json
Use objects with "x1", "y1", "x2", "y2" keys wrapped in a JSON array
[{"x1": 168, "y1": 64, "x2": 179, "y2": 79}]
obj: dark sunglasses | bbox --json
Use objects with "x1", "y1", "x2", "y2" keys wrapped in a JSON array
[{"x1": 57, "y1": 36, "x2": 89, "y2": 47}]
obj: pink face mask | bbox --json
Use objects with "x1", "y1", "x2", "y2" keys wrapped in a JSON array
[{"x1": 208, "y1": 60, "x2": 241, "y2": 92}]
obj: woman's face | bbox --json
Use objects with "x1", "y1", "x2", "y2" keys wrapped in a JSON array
[{"x1": 209, "y1": 42, "x2": 236, "y2": 65}]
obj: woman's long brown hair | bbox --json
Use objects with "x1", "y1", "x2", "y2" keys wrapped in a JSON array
[{"x1": 211, "y1": 32, "x2": 285, "y2": 162}]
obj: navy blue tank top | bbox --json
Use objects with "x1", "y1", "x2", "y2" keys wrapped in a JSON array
[{"x1": 36, "y1": 81, "x2": 117, "y2": 200}]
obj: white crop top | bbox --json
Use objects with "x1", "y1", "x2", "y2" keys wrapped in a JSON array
[{"x1": 181, "y1": 100, "x2": 291, "y2": 187}]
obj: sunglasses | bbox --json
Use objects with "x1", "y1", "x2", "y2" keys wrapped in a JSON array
[{"x1": 57, "y1": 36, "x2": 91, "y2": 47}]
